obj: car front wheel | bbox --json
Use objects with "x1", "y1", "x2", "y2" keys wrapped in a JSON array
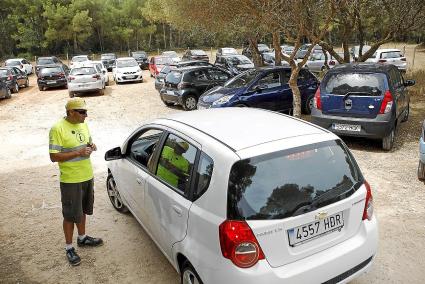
[
  {"x1": 181, "y1": 261, "x2": 203, "y2": 284},
  {"x1": 418, "y1": 161, "x2": 425, "y2": 182},
  {"x1": 5, "y1": 87, "x2": 11, "y2": 99},
  {"x1": 183, "y1": 95, "x2": 197, "y2": 111},
  {"x1": 13, "y1": 83, "x2": 19, "y2": 93},
  {"x1": 106, "y1": 173, "x2": 128, "y2": 213}
]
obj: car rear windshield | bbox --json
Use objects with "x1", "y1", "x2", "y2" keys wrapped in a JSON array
[
  {"x1": 227, "y1": 140, "x2": 363, "y2": 220},
  {"x1": 165, "y1": 71, "x2": 182, "y2": 84},
  {"x1": 37, "y1": 58, "x2": 54, "y2": 65},
  {"x1": 117, "y1": 60, "x2": 138, "y2": 68},
  {"x1": 228, "y1": 56, "x2": 251, "y2": 65},
  {"x1": 156, "y1": 57, "x2": 173, "y2": 65},
  {"x1": 72, "y1": 56, "x2": 88, "y2": 62},
  {"x1": 224, "y1": 69, "x2": 260, "y2": 88},
  {"x1": 192, "y1": 50, "x2": 206, "y2": 56},
  {"x1": 101, "y1": 54, "x2": 116, "y2": 59},
  {"x1": 6, "y1": 60, "x2": 20, "y2": 66},
  {"x1": 381, "y1": 51, "x2": 402, "y2": 59},
  {"x1": 132, "y1": 52, "x2": 146, "y2": 57},
  {"x1": 40, "y1": 67, "x2": 62, "y2": 74},
  {"x1": 70, "y1": 67, "x2": 96, "y2": 75},
  {"x1": 323, "y1": 72, "x2": 386, "y2": 95}
]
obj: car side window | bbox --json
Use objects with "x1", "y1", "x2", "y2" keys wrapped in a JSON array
[
  {"x1": 193, "y1": 152, "x2": 214, "y2": 200},
  {"x1": 190, "y1": 70, "x2": 208, "y2": 81},
  {"x1": 128, "y1": 129, "x2": 164, "y2": 169},
  {"x1": 282, "y1": 70, "x2": 291, "y2": 84},
  {"x1": 256, "y1": 72, "x2": 281, "y2": 89},
  {"x1": 23, "y1": 59, "x2": 29, "y2": 64},
  {"x1": 155, "y1": 134, "x2": 197, "y2": 193},
  {"x1": 207, "y1": 68, "x2": 229, "y2": 81}
]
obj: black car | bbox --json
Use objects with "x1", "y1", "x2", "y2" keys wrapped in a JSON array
[
  {"x1": 101, "y1": 53, "x2": 117, "y2": 71},
  {"x1": 0, "y1": 67, "x2": 28, "y2": 93},
  {"x1": 154, "y1": 60, "x2": 214, "y2": 92},
  {"x1": 0, "y1": 80, "x2": 11, "y2": 99},
  {"x1": 160, "y1": 66, "x2": 232, "y2": 110},
  {"x1": 214, "y1": 54, "x2": 254, "y2": 76},
  {"x1": 182, "y1": 50, "x2": 209, "y2": 62},
  {"x1": 37, "y1": 65, "x2": 69, "y2": 91},
  {"x1": 35, "y1": 56, "x2": 65, "y2": 76},
  {"x1": 311, "y1": 63, "x2": 415, "y2": 150},
  {"x1": 131, "y1": 51, "x2": 149, "y2": 69}
]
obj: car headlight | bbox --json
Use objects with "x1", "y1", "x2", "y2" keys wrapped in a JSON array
[{"x1": 212, "y1": 95, "x2": 234, "y2": 106}]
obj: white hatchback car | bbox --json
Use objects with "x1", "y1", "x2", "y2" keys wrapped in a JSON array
[
  {"x1": 113, "y1": 57, "x2": 143, "y2": 84},
  {"x1": 365, "y1": 48, "x2": 407, "y2": 71},
  {"x1": 105, "y1": 108, "x2": 378, "y2": 284},
  {"x1": 70, "y1": 55, "x2": 90, "y2": 69},
  {"x1": 67, "y1": 66, "x2": 104, "y2": 97},
  {"x1": 5, "y1": 58, "x2": 33, "y2": 74}
]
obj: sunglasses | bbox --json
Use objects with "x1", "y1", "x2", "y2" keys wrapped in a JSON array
[{"x1": 73, "y1": 109, "x2": 87, "y2": 115}]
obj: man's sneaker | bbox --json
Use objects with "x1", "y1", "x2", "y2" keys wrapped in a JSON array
[
  {"x1": 66, "y1": 247, "x2": 81, "y2": 266},
  {"x1": 77, "y1": 235, "x2": 103, "y2": 247}
]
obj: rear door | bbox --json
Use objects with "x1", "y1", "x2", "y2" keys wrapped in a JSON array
[
  {"x1": 389, "y1": 67, "x2": 405, "y2": 120},
  {"x1": 205, "y1": 68, "x2": 231, "y2": 88},
  {"x1": 320, "y1": 71, "x2": 388, "y2": 118}
]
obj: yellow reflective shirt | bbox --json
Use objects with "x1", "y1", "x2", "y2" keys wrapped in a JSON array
[{"x1": 49, "y1": 118, "x2": 93, "y2": 183}]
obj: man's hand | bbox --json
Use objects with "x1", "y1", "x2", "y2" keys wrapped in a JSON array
[
  {"x1": 78, "y1": 146, "x2": 93, "y2": 157},
  {"x1": 88, "y1": 143, "x2": 97, "y2": 151}
]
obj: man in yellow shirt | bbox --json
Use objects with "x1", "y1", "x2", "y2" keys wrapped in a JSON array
[
  {"x1": 49, "y1": 98, "x2": 103, "y2": 266},
  {"x1": 157, "y1": 141, "x2": 190, "y2": 189}
]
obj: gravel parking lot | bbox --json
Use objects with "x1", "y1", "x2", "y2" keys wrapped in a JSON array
[{"x1": 0, "y1": 68, "x2": 424, "y2": 283}]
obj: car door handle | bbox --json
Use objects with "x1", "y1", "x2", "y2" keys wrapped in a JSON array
[
  {"x1": 172, "y1": 205, "x2": 182, "y2": 216},
  {"x1": 136, "y1": 178, "x2": 142, "y2": 185}
]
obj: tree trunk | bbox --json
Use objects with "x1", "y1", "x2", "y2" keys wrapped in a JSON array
[
  {"x1": 288, "y1": 68, "x2": 302, "y2": 118},
  {"x1": 249, "y1": 37, "x2": 263, "y2": 67},
  {"x1": 272, "y1": 31, "x2": 282, "y2": 66},
  {"x1": 169, "y1": 26, "x2": 172, "y2": 48},
  {"x1": 163, "y1": 23, "x2": 167, "y2": 49},
  {"x1": 149, "y1": 34, "x2": 152, "y2": 50},
  {"x1": 73, "y1": 33, "x2": 78, "y2": 54}
]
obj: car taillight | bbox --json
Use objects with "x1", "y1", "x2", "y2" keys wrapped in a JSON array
[
  {"x1": 401, "y1": 58, "x2": 406, "y2": 61},
  {"x1": 219, "y1": 220, "x2": 265, "y2": 268},
  {"x1": 7, "y1": 75, "x2": 13, "y2": 81},
  {"x1": 313, "y1": 87, "x2": 321, "y2": 110},
  {"x1": 378, "y1": 59, "x2": 387, "y2": 63},
  {"x1": 92, "y1": 74, "x2": 100, "y2": 80},
  {"x1": 20, "y1": 64, "x2": 23, "y2": 69},
  {"x1": 329, "y1": 60, "x2": 335, "y2": 65},
  {"x1": 69, "y1": 76, "x2": 75, "y2": 81},
  {"x1": 379, "y1": 90, "x2": 393, "y2": 114},
  {"x1": 362, "y1": 181, "x2": 374, "y2": 221},
  {"x1": 59, "y1": 72, "x2": 65, "y2": 78}
]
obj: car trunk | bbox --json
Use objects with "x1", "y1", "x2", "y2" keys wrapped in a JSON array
[
  {"x1": 164, "y1": 71, "x2": 182, "y2": 90},
  {"x1": 70, "y1": 67, "x2": 98, "y2": 84},
  {"x1": 73, "y1": 74, "x2": 97, "y2": 84},
  {"x1": 320, "y1": 72, "x2": 387, "y2": 118}
]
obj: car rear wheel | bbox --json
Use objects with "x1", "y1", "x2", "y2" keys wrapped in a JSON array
[
  {"x1": 402, "y1": 104, "x2": 409, "y2": 122},
  {"x1": 5, "y1": 87, "x2": 11, "y2": 99},
  {"x1": 68, "y1": 91, "x2": 75, "y2": 98},
  {"x1": 106, "y1": 174, "x2": 128, "y2": 213},
  {"x1": 418, "y1": 161, "x2": 425, "y2": 182},
  {"x1": 303, "y1": 94, "x2": 314, "y2": 114},
  {"x1": 382, "y1": 128, "x2": 395, "y2": 151},
  {"x1": 13, "y1": 83, "x2": 19, "y2": 93},
  {"x1": 181, "y1": 261, "x2": 203, "y2": 284},
  {"x1": 183, "y1": 95, "x2": 197, "y2": 111}
]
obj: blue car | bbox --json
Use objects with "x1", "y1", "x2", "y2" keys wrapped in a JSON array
[
  {"x1": 419, "y1": 120, "x2": 425, "y2": 182},
  {"x1": 197, "y1": 66, "x2": 319, "y2": 114}
]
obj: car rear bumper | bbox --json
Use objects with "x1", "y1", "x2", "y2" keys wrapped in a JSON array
[
  {"x1": 160, "y1": 89, "x2": 182, "y2": 104},
  {"x1": 68, "y1": 81, "x2": 103, "y2": 92},
  {"x1": 199, "y1": 217, "x2": 378, "y2": 284},
  {"x1": 116, "y1": 74, "x2": 143, "y2": 82},
  {"x1": 37, "y1": 79, "x2": 67, "y2": 88},
  {"x1": 311, "y1": 109, "x2": 394, "y2": 139},
  {"x1": 420, "y1": 137, "x2": 425, "y2": 163},
  {"x1": 154, "y1": 80, "x2": 165, "y2": 91}
]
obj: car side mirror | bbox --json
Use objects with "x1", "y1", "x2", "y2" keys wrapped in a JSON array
[
  {"x1": 105, "y1": 147, "x2": 123, "y2": 161},
  {"x1": 404, "y1": 79, "x2": 415, "y2": 87}
]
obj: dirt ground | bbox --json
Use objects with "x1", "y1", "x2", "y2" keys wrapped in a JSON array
[{"x1": 1, "y1": 60, "x2": 425, "y2": 283}]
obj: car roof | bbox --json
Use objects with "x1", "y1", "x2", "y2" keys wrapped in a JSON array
[
  {"x1": 329, "y1": 62, "x2": 394, "y2": 73},
  {"x1": 158, "y1": 108, "x2": 327, "y2": 151},
  {"x1": 116, "y1": 57, "x2": 136, "y2": 61},
  {"x1": 5, "y1": 58, "x2": 24, "y2": 61},
  {"x1": 101, "y1": 53, "x2": 116, "y2": 56},
  {"x1": 375, "y1": 48, "x2": 401, "y2": 53}
]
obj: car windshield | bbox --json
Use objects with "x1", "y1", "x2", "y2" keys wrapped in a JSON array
[
  {"x1": 227, "y1": 56, "x2": 251, "y2": 65},
  {"x1": 101, "y1": 54, "x2": 116, "y2": 59},
  {"x1": 222, "y1": 48, "x2": 237, "y2": 54},
  {"x1": 6, "y1": 60, "x2": 20, "y2": 66},
  {"x1": 37, "y1": 58, "x2": 55, "y2": 65},
  {"x1": 227, "y1": 140, "x2": 362, "y2": 220},
  {"x1": 160, "y1": 65, "x2": 172, "y2": 74},
  {"x1": 324, "y1": 72, "x2": 386, "y2": 95},
  {"x1": 156, "y1": 57, "x2": 173, "y2": 65},
  {"x1": 192, "y1": 50, "x2": 206, "y2": 56},
  {"x1": 381, "y1": 51, "x2": 402, "y2": 59},
  {"x1": 224, "y1": 69, "x2": 259, "y2": 88},
  {"x1": 117, "y1": 59, "x2": 138, "y2": 68},
  {"x1": 0, "y1": 69, "x2": 8, "y2": 76},
  {"x1": 40, "y1": 67, "x2": 62, "y2": 74},
  {"x1": 72, "y1": 56, "x2": 88, "y2": 62},
  {"x1": 70, "y1": 67, "x2": 96, "y2": 75},
  {"x1": 163, "y1": 51, "x2": 178, "y2": 57},
  {"x1": 132, "y1": 52, "x2": 146, "y2": 58},
  {"x1": 165, "y1": 71, "x2": 182, "y2": 84}
]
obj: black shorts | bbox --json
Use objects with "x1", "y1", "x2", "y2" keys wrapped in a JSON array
[{"x1": 60, "y1": 179, "x2": 94, "y2": 223}]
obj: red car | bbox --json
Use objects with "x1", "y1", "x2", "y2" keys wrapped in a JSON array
[{"x1": 149, "y1": 56, "x2": 173, "y2": 77}]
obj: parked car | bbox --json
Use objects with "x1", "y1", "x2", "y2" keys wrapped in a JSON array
[
  {"x1": 182, "y1": 49, "x2": 209, "y2": 62},
  {"x1": 130, "y1": 51, "x2": 149, "y2": 69},
  {"x1": 37, "y1": 65, "x2": 69, "y2": 91},
  {"x1": 365, "y1": 49, "x2": 407, "y2": 72},
  {"x1": 68, "y1": 66, "x2": 104, "y2": 97},
  {"x1": 113, "y1": 57, "x2": 143, "y2": 84},
  {"x1": 5, "y1": 58, "x2": 33, "y2": 74},
  {"x1": 281, "y1": 45, "x2": 295, "y2": 55},
  {"x1": 154, "y1": 60, "x2": 214, "y2": 92},
  {"x1": 35, "y1": 56, "x2": 66, "y2": 76},
  {"x1": 304, "y1": 52, "x2": 343, "y2": 73},
  {"x1": 149, "y1": 56, "x2": 174, "y2": 78},
  {"x1": 85, "y1": 61, "x2": 109, "y2": 86},
  {"x1": 162, "y1": 51, "x2": 181, "y2": 63},
  {"x1": 0, "y1": 81, "x2": 11, "y2": 99},
  {"x1": 216, "y1": 47, "x2": 238, "y2": 58},
  {"x1": 311, "y1": 63, "x2": 415, "y2": 151},
  {"x1": 198, "y1": 66, "x2": 318, "y2": 114},
  {"x1": 242, "y1": 44, "x2": 271, "y2": 59},
  {"x1": 160, "y1": 66, "x2": 232, "y2": 110},
  {"x1": 215, "y1": 54, "x2": 254, "y2": 76},
  {"x1": 419, "y1": 120, "x2": 425, "y2": 182},
  {"x1": 105, "y1": 107, "x2": 378, "y2": 284},
  {"x1": 70, "y1": 55, "x2": 90, "y2": 69},
  {"x1": 101, "y1": 53, "x2": 117, "y2": 71},
  {"x1": 350, "y1": 45, "x2": 371, "y2": 61},
  {"x1": 0, "y1": 67, "x2": 28, "y2": 93}
]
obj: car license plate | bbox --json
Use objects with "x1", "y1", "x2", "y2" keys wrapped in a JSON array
[
  {"x1": 166, "y1": 90, "x2": 174, "y2": 95},
  {"x1": 287, "y1": 212, "x2": 344, "y2": 247},
  {"x1": 47, "y1": 81, "x2": 56, "y2": 84},
  {"x1": 125, "y1": 76, "x2": 136, "y2": 79},
  {"x1": 333, "y1": 123, "x2": 361, "y2": 132}
]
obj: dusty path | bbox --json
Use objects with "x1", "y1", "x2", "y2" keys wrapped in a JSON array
[{"x1": 0, "y1": 70, "x2": 424, "y2": 283}]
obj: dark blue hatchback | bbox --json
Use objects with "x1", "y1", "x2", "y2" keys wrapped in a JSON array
[{"x1": 197, "y1": 66, "x2": 319, "y2": 114}]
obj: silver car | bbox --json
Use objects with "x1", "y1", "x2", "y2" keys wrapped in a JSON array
[
  {"x1": 67, "y1": 66, "x2": 105, "y2": 97},
  {"x1": 305, "y1": 52, "x2": 343, "y2": 72}
]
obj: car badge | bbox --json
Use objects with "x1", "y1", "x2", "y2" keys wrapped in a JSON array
[
  {"x1": 345, "y1": 99, "x2": 352, "y2": 110},
  {"x1": 315, "y1": 212, "x2": 328, "y2": 220}
]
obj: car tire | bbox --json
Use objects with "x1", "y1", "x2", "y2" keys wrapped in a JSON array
[
  {"x1": 13, "y1": 83, "x2": 19, "y2": 93},
  {"x1": 68, "y1": 91, "x2": 74, "y2": 98},
  {"x1": 38, "y1": 85, "x2": 44, "y2": 91},
  {"x1": 182, "y1": 95, "x2": 198, "y2": 111},
  {"x1": 181, "y1": 261, "x2": 203, "y2": 284},
  {"x1": 402, "y1": 104, "x2": 409, "y2": 122},
  {"x1": 106, "y1": 173, "x2": 129, "y2": 213},
  {"x1": 418, "y1": 161, "x2": 425, "y2": 182},
  {"x1": 99, "y1": 89, "x2": 104, "y2": 96},
  {"x1": 5, "y1": 87, "x2": 11, "y2": 99},
  {"x1": 105, "y1": 79, "x2": 109, "y2": 86},
  {"x1": 303, "y1": 94, "x2": 314, "y2": 114},
  {"x1": 25, "y1": 78, "x2": 29, "y2": 88},
  {"x1": 382, "y1": 128, "x2": 395, "y2": 151}
]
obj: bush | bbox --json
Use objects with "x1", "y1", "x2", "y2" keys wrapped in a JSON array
[
  {"x1": 17, "y1": 52, "x2": 34, "y2": 60},
  {"x1": 407, "y1": 69, "x2": 425, "y2": 96}
]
